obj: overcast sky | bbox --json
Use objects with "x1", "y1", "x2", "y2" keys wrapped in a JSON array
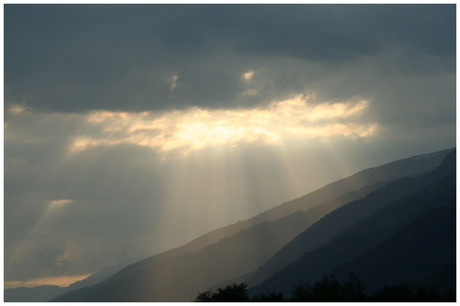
[{"x1": 4, "y1": 4, "x2": 456, "y2": 288}]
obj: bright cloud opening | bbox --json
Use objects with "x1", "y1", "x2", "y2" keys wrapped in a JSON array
[
  {"x1": 50, "y1": 199, "x2": 73, "y2": 206},
  {"x1": 5, "y1": 274, "x2": 92, "y2": 289},
  {"x1": 67, "y1": 95, "x2": 377, "y2": 154},
  {"x1": 9, "y1": 104, "x2": 28, "y2": 114},
  {"x1": 170, "y1": 74, "x2": 179, "y2": 91},
  {"x1": 242, "y1": 70, "x2": 255, "y2": 81}
]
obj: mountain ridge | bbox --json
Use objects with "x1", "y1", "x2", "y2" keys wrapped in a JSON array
[
  {"x1": 49, "y1": 148, "x2": 454, "y2": 301},
  {"x1": 116, "y1": 148, "x2": 452, "y2": 268},
  {"x1": 247, "y1": 149, "x2": 455, "y2": 296}
]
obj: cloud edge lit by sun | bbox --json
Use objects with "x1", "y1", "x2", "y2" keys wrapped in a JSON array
[{"x1": 62, "y1": 94, "x2": 377, "y2": 154}]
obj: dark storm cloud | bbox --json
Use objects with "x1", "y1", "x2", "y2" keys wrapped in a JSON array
[
  {"x1": 4, "y1": 4, "x2": 455, "y2": 113},
  {"x1": 236, "y1": 5, "x2": 455, "y2": 60}
]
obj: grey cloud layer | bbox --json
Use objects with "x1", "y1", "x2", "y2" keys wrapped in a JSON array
[
  {"x1": 4, "y1": 4, "x2": 456, "y2": 283},
  {"x1": 5, "y1": 5, "x2": 455, "y2": 113}
]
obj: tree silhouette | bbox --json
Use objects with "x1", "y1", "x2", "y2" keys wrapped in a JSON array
[
  {"x1": 195, "y1": 283, "x2": 250, "y2": 302},
  {"x1": 251, "y1": 289, "x2": 285, "y2": 302},
  {"x1": 195, "y1": 274, "x2": 453, "y2": 302},
  {"x1": 290, "y1": 274, "x2": 366, "y2": 302},
  {"x1": 371, "y1": 284, "x2": 444, "y2": 302}
]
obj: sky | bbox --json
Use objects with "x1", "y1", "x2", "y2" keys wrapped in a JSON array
[{"x1": 4, "y1": 4, "x2": 456, "y2": 288}]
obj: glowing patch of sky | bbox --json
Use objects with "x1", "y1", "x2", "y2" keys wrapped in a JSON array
[
  {"x1": 50, "y1": 199, "x2": 73, "y2": 206},
  {"x1": 8, "y1": 104, "x2": 28, "y2": 114},
  {"x1": 170, "y1": 74, "x2": 179, "y2": 91},
  {"x1": 242, "y1": 70, "x2": 255, "y2": 81},
  {"x1": 5, "y1": 274, "x2": 92, "y2": 289},
  {"x1": 66, "y1": 95, "x2": 377, "y2": 155}
]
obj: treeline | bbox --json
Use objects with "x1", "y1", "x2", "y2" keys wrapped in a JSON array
[{"x1": 195, "y1": 275, "x2": 455, "y2": 302}]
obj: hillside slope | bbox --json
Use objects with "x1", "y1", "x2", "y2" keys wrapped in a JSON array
[
  {"x1": 335, "y1": 200, "x2": 456, "y2": 295},
  {"x1": 239, "y1": 150, "x2": 455, "y2": 288},
  {"x1": 248, "y1": 150, "x2": 455, "y2": 296}
]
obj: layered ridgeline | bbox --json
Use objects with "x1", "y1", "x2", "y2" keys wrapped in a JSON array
[
  {"x1": 248, "y1": 149, "x2": 455, "y2": 297},
  {"x1": 50, "y1": 148, "x2": 452, "y2": 301}
]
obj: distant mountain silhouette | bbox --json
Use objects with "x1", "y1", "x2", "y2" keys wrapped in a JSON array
[
  {"x1": 248, "y1": 149, "x2": 455, "y2": 297},
  {"x1": 4, "y1": 285, "x2": 65, "y2": 302},
  {"x1": 4, "y1": 264, "x2": 125, "y2": 302},
  {"x1": 50, "y1": 148, "x2": 453, "y2": 302}
]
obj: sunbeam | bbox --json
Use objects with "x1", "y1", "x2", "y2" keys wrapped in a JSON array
[{"x1": 5, "y1": 199, "x2": 81, "y2": 285}]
